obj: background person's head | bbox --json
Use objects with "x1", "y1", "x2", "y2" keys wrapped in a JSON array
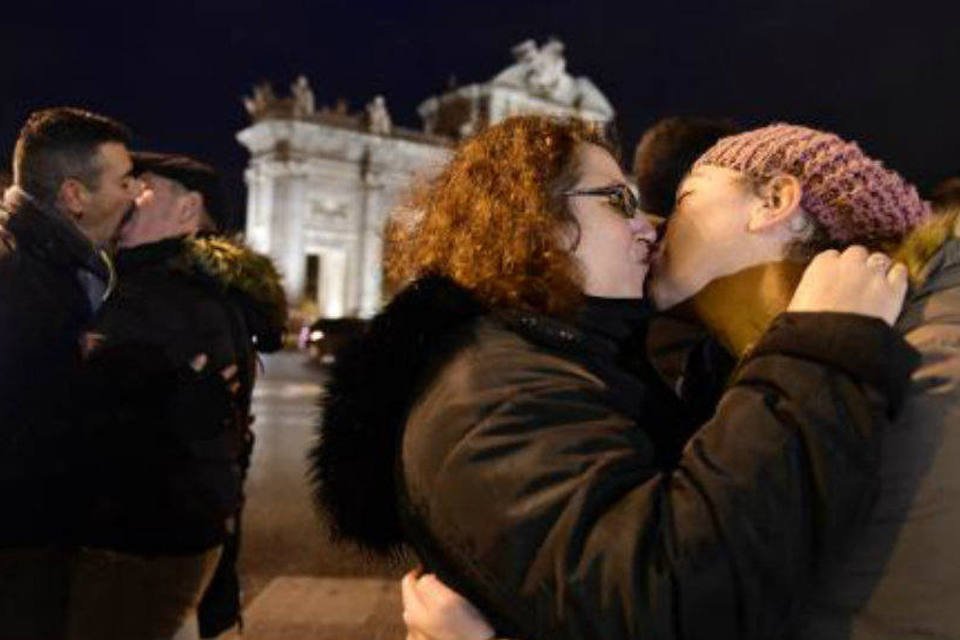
[
  {"x1": 632, "y1": 116, "x2": 739, "y2": 218},
  {"x1": 651, "y1": 123, "x2": 931, "y2": 310},
  {"x1": 12, "y1": 107, "x2": 138, "y2": 247},
  {"x1": 385, "y1": 115, "x2": 655, "y2": 316},
  {"x1": 118, "y1": 152, "x2": 227, "y2": 248}
]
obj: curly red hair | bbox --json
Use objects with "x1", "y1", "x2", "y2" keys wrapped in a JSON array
[{"x1": 385, "y1": 116, "x2": 611, "y2": 316}]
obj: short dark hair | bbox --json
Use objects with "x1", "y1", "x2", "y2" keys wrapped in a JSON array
[
  {"x1": 632, "y1": 116, "x2": 739, "y2": 217},
  {"x1": 12, "y1": 107, "x2": 131, "y2": 206}
]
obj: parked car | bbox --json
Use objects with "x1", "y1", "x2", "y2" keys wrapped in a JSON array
[{"x1": 299, "y1": 317, "x2": 369, "y2": 366}]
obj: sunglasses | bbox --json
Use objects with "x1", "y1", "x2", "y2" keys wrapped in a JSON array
[{"x1": 564, "y1": 184, "x2": 641, "y2": 219}]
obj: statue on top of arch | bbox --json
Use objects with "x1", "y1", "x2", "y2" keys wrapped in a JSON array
[
  {"x1": 243, "y1": 82, "x2": 278, "y2": 119},
  {"x1": 243, "y1": 75, "x2": 316, "y2": 120},
  {"x1": 365, "y1": 95, "x2": 393, "y2": 135},
  {"x1": 512, "y1": 38, "x2": 568, "y2": 96},
  {"x1": 291, "y1": 75, "x2": 316, "y2": 117}
]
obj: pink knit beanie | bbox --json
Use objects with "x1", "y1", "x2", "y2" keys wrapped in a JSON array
[{"x1": 693, "y1": 123, "x2": 931, "y2": 243}]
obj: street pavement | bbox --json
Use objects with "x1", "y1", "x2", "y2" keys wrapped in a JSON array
[{"x1": 233, "y1": 350, "x2": 412, "y2": 638}]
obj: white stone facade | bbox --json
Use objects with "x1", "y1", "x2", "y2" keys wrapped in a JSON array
[
  {"x1": 238, "y1": 40, "x2": 615, "y2": 318},
  {"x1": 419, "y1": 38, "x2": 615, "y2": 139},
  {"x1": 239, "y1": 117, "x2": 449, "y2": 317}
]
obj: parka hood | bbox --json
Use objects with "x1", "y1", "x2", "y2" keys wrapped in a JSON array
[
  {"x1": 309, "y1": 275, "x2": 485, "y2": 553},
  {"x1": 180, "y1": 235, "x2": 288, "y2": 353},
  {"x1": 892, "y1": 206, "x2": 960, "y2": 285}
]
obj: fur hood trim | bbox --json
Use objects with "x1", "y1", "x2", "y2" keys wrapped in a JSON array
[
  {"x1": 309, "y1": 275, "x2": 485, "y2": 553},
  {"x1": 892, "y1": 206, "x2": 960, "y2": 284},
  {"x1": 180, "y1": 235, "x2": 288, "y2": 352}
]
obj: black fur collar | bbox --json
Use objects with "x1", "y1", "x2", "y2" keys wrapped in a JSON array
[{"x1": 309, "y1": 275, "x2": 485, "y2": 552}]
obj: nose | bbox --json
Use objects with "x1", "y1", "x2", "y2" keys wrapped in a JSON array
[
  {"x1": 629, "y1": 213, "x2": 658, "y2": 243},
  {"x1": 129, "y1": 176, "x2": 146, "y2": 197}
]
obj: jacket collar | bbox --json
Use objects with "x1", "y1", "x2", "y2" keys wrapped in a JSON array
[
  {"x1": 114, "y1": 236, "x2": 187, "y2": 272},
  {"x1": 3, "y1": 187, "x2": 108, "y2": 273},
  {"x1": 500, "y1": 296, "x2": 653, "y2": 362},
  {"x1": 2, "y1": 186, "x2": 115, "y2": 308},
  {"x1": 114, "y1": 234, "x2": 288, "y2": 353},
  {"x1": 909, "y1": 214, "x2": 960, "y2": 305}
]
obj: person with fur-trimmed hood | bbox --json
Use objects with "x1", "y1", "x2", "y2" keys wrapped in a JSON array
[
  {"x1": 777, "y1": 206, "x2": 960, "y2": 639},
  {"x1": 73, "y1": 152, "x2": 286, "y2": 640}
]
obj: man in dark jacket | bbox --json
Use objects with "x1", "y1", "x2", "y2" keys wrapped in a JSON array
[
  {"x1": 71, "y1": 152, "x2": 286, "y2": 639},
  {"x1": 0, "y1": 107, "x2": 140, "y2": 639}
]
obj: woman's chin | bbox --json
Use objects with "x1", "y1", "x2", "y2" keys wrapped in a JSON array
[
  {"x1": 647, "y1": 272, "x2": 687, "y2": 311},
  {"x1": 584, "y1": 281, "x2": 646, "y2": 299}
]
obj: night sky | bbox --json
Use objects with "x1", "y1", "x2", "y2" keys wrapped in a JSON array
[{"x1": 3, "y1": 0, "x2": 959, "y2": 226}]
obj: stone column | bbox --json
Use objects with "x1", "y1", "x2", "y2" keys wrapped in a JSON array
[
  {"x1": 358, "y1": 174, "x2": 386, "y2": 317},
  {"x1": 243, "y1": 165, "x2": 273, "y2": 253},
  {"x1": 269, "y1": 162, "x2": 309, "y2": 302}
]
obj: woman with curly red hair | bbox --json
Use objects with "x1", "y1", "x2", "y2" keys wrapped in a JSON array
[
  {"x1": 385, "y1": 117, "x2": 617, "y2": 314},
  {"x1": 311, "y1": 115, "x2": 914, "y2": 640}
]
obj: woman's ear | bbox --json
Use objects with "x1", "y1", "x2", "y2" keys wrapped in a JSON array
[{"x1": 747, "y1": 174, "x2": 803, "y2": 233}]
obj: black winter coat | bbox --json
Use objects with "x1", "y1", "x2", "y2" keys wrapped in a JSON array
[
  {"x1": 314, "y1": 276, "x2": 919, "y2": 640},
  {"x1": 793, "y1": 229, "x2": 960, "y2": 639},
  {"x1": 79, "y1": 236, "x2": 286, "y2": 555},
  {"x1": 0, "y1": 193, "x2": 112, "y2": 546}
]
